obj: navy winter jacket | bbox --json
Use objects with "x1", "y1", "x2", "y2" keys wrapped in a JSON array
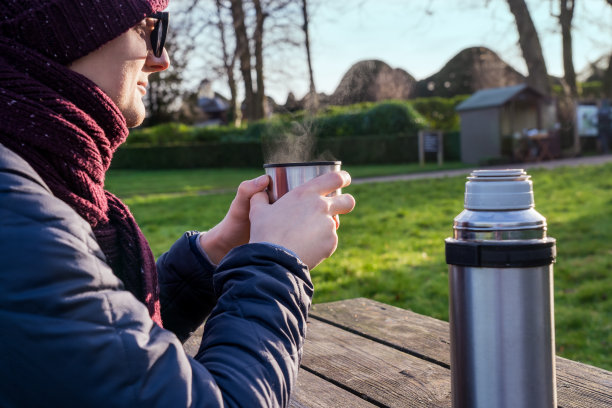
[{"x1": 0, "y1": 144, "x2": 313, "y2": 407}]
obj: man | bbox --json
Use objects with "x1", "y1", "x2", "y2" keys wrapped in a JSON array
[{"x1": 0, "y1": 0, "x2": 355, "y2": 406}]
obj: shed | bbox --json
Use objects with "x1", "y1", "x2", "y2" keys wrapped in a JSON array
[{"x1": 456, "y1": 84, "x2": 546, "y2": 164}]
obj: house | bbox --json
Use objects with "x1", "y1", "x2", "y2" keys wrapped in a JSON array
[{"x1": 197, "y1": 79, "x2": 229, "y2": 126}]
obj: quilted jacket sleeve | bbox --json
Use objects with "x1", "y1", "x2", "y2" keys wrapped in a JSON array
[
  {"x1": 156, "y1": 231, "x2": 217, "y2": 342},
  {"x1": 0, "y1": 146, "x2": 313, "y2": 408}
]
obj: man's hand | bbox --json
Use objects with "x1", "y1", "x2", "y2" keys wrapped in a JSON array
[
  {"x1": 249, "y1": 171, "x2": 356, "y2": 270},
  {"x1": 199, "y1": 175, "x2": 269, "y2": 264}
]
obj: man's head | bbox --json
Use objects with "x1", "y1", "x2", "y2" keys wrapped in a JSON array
[{"x1": 0, "y1": 0, "x2": 170, "y2": 127}]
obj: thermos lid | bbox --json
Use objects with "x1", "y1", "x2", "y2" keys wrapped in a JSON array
[{"x1": 464, "y1": 169, "x2": 534, "y2": 210}]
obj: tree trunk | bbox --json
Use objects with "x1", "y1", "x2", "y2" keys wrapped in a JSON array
[
  {"x1": 506, "y1": 0, "x2": 551, "y2": 96},
  {"x1": 559, "y1": 0, "x2": 580, "y2": 155},
  {"x1": 230, "y1": 0, "x2": 255, "y2": 121},
  {"x1": 603, "y1": 1, "x2": 612, "y2": 98},
  {"x1": 216, "y1": 0, "x2": 241, "y2": 126},
  {"x1": 301, "y1": 0, "x2": 318, "y2": 112},
  {"x1": 604, "y1": 54, "x2": 612, "y2": 98},
  {"x1": 253, "y1": 0, "x2": 266, "y2": 120},
  {"x1": 559, "y1": 0, "x2": 577, "y2": 98}
]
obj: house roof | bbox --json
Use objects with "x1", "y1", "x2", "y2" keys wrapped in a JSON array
[
  {"x1": 455, "y1": 84, "x2": 540, "y2": 112},
  {"x1": 198, "y1": 97, "x2": 229, "y2": 113}
]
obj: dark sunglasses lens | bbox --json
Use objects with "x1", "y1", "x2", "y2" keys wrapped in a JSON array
[
  {"x1": 148, "y1": 12, "x2": 168, "y2": 58},
  {"x1": 151, "y1": 20, "x2": 162, "y2": 57}
]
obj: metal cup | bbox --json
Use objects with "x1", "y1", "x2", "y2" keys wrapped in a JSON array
[{"x1": 263, "y1": 161, "x2": 342, "y2": 203}]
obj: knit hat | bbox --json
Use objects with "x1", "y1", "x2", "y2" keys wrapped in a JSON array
[{"x1": 0, "y1": 0, "x2": 169, "y2": 64}]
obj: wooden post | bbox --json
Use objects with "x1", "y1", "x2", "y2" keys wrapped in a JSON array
[
  {"x1": 418, "y1": 131, "x2": 425, "y2": 166},
  {"x1": 437, "y1": 131, "x2": 444, "y2": 166}
]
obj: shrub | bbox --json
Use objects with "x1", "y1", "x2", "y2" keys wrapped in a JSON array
[
  {"x1": 126, "y1": 122, "x2": 197, "y2": 146},
  {"x1": 580, "y1": 81, "x2": 603, "y2": 99},
  {"x1": 127, "y1": 122, "x2": 231, "y2": 146},
  {"x1": 410, "y1": 95, "x2": 469, "y2": 132},
  {"x1": 309, "y1": 101, "x2": 426, "y2": 138}
]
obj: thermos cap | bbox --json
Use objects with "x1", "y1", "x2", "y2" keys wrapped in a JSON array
[{"x1": 465, "y1": 169, "x2": 534, "y2": 210}]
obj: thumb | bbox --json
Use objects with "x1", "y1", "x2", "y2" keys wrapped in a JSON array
[
  {"x1": 250, "y1": 190, "x2": 270, "y2": 211},
  {"x1": 230, "y1": 175, "x2": 269, "y2": 216},
  {"x1": 236, "y1": 175, "x2": 269, "y2": 201}
]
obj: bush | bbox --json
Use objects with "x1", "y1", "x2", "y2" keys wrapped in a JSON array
[
  {"x1": 126, "y1": 123, "x2": 244, "y2": 146},
  {"x1": 581, "y1": 81, "x2": 603, "y2": 99},
  {"x1": 410, "y1": 95, "x2": 469, "y2": 132},
  {"x1": 306, "y1": 101, "x2": 426, "y2": 138},
  {"x1": 117, "y1": 97, "x2": 466, "y2": 168},
  {"x1": 126, "y1": 122, "x2": 198, "y2": 146}
]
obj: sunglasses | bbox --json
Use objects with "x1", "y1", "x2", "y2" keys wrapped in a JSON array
[{"x1": 148, "y1": 12, "x2": 169, "y2": 58}]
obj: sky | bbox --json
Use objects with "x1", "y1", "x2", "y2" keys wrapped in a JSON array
[
  {"x1": 174, "y1": 0, "x2": 612, "y2": 103},
  {"x1": 268, "y1": 0, "x2": 612, "y2": 103}
]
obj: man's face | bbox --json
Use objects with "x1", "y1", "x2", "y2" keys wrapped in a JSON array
[{"x1": 69, "y1": 18, "x2": 170, "y2": 127}]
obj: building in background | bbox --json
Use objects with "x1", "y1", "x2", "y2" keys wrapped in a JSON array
[
  {"x1": 456, "y1": 84, "x2": 556, "y2": 164},
  {"x1": 197, "y1": 79, "x2": 229, "y2": 126}
]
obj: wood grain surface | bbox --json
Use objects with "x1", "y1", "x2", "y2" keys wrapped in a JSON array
[{"x1": 310, "y1": 297, "x2": 612, "y2": 408}]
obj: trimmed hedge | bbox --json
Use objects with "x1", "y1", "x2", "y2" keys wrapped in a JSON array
[
  {"x1": 112, "y1": 142, "x2": 263, "y2": 169},
  {"x1": 128, "y1": 100, "x2": 428, "y2": 146},
  {"x1": 115, "y1": 97, "x2": 464, "y2": 169},
  {"x1": 111, "y1": 132, "x2": 461, "y2": 170}
]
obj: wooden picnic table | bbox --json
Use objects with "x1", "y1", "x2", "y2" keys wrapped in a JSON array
[{"x1": 184, "y1": 297, "x2": 612, "y2": 407}]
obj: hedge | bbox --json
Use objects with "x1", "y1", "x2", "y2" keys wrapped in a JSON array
[
  {"x1": 111, "y1": 132, "x2": 461, "y2": 170},
  {"x1": 114, "y1": 97, "x2": 465, "y2": 169},
  {"x1": 127, "y1": 100, "x2": 429, "y2": 146}
]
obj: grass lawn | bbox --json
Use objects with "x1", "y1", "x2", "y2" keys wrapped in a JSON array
[
  {"x1": 106, "y1": 162, "x2": 469, "y2": 198},
  {"x1": 108, "y1": 162, "x2": 612, "y2": 371}
]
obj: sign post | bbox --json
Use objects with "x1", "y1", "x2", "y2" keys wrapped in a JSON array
[{"x1": 418, "y1": 130, "x2": 444, "y2": 166}]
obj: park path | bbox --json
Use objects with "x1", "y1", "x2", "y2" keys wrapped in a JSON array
[{"x1": 352, "y1": 154, "x2": 612, "y2": 185}]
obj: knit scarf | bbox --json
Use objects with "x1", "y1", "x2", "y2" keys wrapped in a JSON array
[{"x1": 0, "y1": 37, "x2": 162, "y2": 326}]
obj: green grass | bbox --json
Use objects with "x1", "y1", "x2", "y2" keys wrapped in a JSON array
[
  {"x1": 105, "y1": 168, "x2": 263, "y2": 197},
  {"x1": 106, "y1": 162, "x2": 469, "y2": 198},
  {"x1": 108, "y1": 163, "x2": 612, "y2": 371}
]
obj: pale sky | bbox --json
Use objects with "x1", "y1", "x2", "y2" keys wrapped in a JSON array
[
  {"x1": 270, "y1": 0, "x2": 612, "y2": 102},
  {"x1": 174, "y1": 0, "x2": 612, "y2": 103}
]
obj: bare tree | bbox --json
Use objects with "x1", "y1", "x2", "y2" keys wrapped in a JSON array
[
  {"x1": 253, "y1": 0, "x2": 267, "y2": 119},
  {"x1": 554, "y1": 0, "x2": 581, "y2": 154},
  {"x1": 602, "y1": 0, "x2": 612, "y2": 97},
  {"x1": 300, "y1": 0, "x2": 318, "y2": 112},
  {"x1": 557, "y1": 0, "x2": 578, "y2": 98},
  {"x1": 215, "y1": 0, "x2": 242, "y2": 125},
  {"x1": 230, "y1": 0, "x2": 256, "y2": 121},
  {"x1": 506, "y1": 0, "x2": 551, "y2": 96}
]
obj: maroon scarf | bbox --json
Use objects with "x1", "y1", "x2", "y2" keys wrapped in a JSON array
[{"x1": 0, "y1": 37, "x2": 162, "y2": 326}]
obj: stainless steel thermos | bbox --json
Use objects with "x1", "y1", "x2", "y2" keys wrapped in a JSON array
[{"x1": 445, "y1": 169, "x2": 557, "y2": 408}]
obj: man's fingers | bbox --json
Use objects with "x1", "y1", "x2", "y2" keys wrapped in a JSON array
[
  {"x1": 329, "y1": 193, "x2": 356, "y2": 215},
  {"x1": 303, "y1": 171, "x2": 351, "y2": 196},
  {"x1": 237, "y1": 175, "x2": 269, "y2": 199}
]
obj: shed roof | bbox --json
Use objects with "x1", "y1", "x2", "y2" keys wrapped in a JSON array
[{"x1": 455, "y1": 84, "x2": 540, "y2": 112}]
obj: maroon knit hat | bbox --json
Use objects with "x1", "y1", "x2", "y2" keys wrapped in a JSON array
[{"x1": 0, "y1": 0, "x2": 169, "y2": 64}]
